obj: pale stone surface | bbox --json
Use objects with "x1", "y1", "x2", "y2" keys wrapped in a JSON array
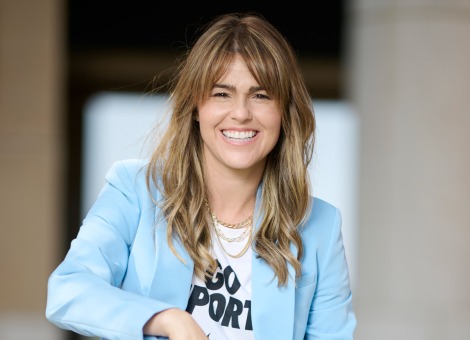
[
  {"x1": 346, "y1": 0, "x2": 470, "y2": 338},
  {"x1": 0, "y1": 0, "x2": 65, "y2": 332},
  {"x1": 0, "y1": 312, "x2": 63, "y2": 340}
]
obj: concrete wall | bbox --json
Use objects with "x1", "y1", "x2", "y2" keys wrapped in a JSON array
[
  {"x1": 345, "y1": 1, "x2": 470, "y2": 338},
  {"x1": 0, "y1": 0, "x2": 64, "y2": 338}
]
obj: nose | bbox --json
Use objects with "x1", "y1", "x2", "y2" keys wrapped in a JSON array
[{"x1": 230, "y1": 98, "x2": 252, "y2": 121}]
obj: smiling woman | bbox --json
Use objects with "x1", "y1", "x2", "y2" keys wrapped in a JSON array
[{"x1": 46, "y1": 12, "x2": 356, "y2": 340}]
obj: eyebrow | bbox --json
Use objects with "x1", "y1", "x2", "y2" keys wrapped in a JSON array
[{"x1": 213, "y1": 83, "x2": 265, "y2": 93}]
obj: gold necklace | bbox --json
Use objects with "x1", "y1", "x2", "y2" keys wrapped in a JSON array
[
  {"x1": 217, "y1": 215, "x2": 253, "y2": 229},
  {"x1": 214, "y1": 222, "x2": 251, "y2": 242},
  {"x1": 211, "y1": 216, "x2": 253, "y2": 258},
  {"x1": 204, "y1": 198, "x2": 253, "y2": 258},
  {"x1": 203, "y1": 198, "x2": 253, "y2": 229}
]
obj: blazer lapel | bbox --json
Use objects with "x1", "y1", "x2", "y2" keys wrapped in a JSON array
[
  {"x1": 252, "y1": 247, "x2": 296, "y2": 339},
  {"x1": 251, "y1": 185, "x2": 296, "y2": 339},
  {"x1": 148, "y1": 213, "x2": 194, "y2": 309}
]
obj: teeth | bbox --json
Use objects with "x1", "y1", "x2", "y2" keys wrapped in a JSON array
[{"x1": 223, "y1": 130, "x2": 257, "y2": 139}]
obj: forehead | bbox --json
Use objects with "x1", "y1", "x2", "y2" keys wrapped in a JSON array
[{"x1": 215, "y1": 55, "x2": 260, "y2": 87}]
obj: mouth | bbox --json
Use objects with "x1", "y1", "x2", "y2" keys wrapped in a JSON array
[{"x1": 222, "y1": 130, "x2": 258, "y2": 141}]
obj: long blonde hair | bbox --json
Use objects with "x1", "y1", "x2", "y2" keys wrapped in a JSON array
[{"x1": 147, "y1": 12, "x2": 315, "y2": 286}]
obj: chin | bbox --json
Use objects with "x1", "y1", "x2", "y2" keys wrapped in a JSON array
[{"x1": 224, "y1": 158, "x2": 266, "y2": 172}]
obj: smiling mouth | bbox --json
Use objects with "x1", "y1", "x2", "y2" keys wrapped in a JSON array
[{"x1": 222, "y1": 130, "x2": 258, "y2": 141}]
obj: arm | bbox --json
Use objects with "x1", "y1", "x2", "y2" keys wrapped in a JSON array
[
  {"x1": 306, "y1": 207, "x2": 357, "y2": 339},
  {"x1": 144, "y1": 309, "x2": 208, "y2": 339},
  {"x1": 45, "y1": 160, "x2": 175, "y2": 340}
]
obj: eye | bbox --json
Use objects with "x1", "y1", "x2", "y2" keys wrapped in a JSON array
[
  {"x1": 213, "y1": 92, "x2": 228, "y2": 97},
  {"x1": 254, "y1": 93, "x2": 271, "y2": 100}
]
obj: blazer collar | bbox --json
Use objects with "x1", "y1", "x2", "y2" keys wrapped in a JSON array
[
  {"x1": 251, "y1": 183, "x2": 296, "y2": 339},
  {"x1": 148, "y1": 210, "x2": 194, "y2": 308}
]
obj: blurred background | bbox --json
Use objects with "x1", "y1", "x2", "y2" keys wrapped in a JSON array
[{"x1": 1, "y1": 0, "x2": 469, "y2": 339}]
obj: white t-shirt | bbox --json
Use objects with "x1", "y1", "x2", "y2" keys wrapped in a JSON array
[{"x1": 187, "y1": 224, "x2": 254, "y2": 340}]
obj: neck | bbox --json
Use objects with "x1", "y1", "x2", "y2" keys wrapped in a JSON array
[{"x1": 203, "y1": 163, "x2": 262, "y2": 225}]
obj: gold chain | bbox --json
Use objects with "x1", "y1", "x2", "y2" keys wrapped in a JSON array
[
  {"x1": 212, "y1": 215, "x2": 252, "y2": 258},
  {"x1": 204, "y1": 198, "x2": 253, "y2": 229},
  {"x1": 213, "y1": 226, "x2": 252, "y2": 258},
  {"x1": 204, "y1": 197, "x2": 254, "y2": 258},
  {"x1": 215, "y1": 214, "x2": 253, "y2": 229}
]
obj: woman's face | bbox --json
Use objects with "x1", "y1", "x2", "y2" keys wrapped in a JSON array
[{"x1": 197, "y1": 54, "x2": 282, "y2": 175}]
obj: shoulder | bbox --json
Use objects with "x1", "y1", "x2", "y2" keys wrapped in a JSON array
[
  {"x1": 104, "y1": 158, "x2": 160, "y2": 203},
  {"x1": 309, "y1": 196, "x2": 340, "y2": 227},
  {"x1": 299, "y1": 196, "x2": 342, "y2": 246},
  {"x1": 298, "y1": 197, "x2": 346, "y2": 276},
  {"x1": 106, "y1": 158, "x2": 150, "y2": 178},
  {"x1": 104, "y1": 158, "x2": 151, "y2": 187}
]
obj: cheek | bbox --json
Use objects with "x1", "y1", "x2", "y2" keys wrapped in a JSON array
[
  {"x1": 264, "y1": 115, "x2": 282, "y2": 151},
  {"x1": 196, "y1": 107, "x2": 212, "y2": 131},
  {"x1": 198, "y1": 120, "x2": 211, "y2": 142},
  {"x1": 197, "y1": 112, "x2": 219, "y2": 144},
  {"x1": 270, "y1": 114, "x2": 282, "y2": 139},
  {"x1": 196, "y1": 102, "x2": 220, "y2": 127}
]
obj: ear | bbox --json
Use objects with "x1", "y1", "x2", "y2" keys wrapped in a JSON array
[{"x1": 193, "y1": 109, "x2": 199, "y2": 122}]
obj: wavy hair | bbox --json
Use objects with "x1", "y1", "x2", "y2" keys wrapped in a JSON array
[{"x1": 147, "y1": 12, "x2": 315, "y2": 286}]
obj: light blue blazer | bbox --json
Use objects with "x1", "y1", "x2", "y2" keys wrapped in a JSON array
[{"x1": 46, "y1": 159, "x2": 356, "y2": 340}]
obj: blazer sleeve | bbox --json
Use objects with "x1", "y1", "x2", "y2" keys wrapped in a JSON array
[
  {"x1": 45, "y1": 160, "x2": 174, "y2": 340},
  {"x1": 306, "y1": 206, "x2": 357, "y2": 339}
]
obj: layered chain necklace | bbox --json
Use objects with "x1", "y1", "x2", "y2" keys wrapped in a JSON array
[{"x1": 204, "y1": 198, "x2": 254, "y2": 258}]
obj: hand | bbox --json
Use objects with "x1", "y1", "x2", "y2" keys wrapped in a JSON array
[{"x1": 144, "y1": 308, "x2": 208, "y2": 339}]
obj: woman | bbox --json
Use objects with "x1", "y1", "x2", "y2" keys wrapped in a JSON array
[{"x1": 46, "y1": 12, "x2": 356, "y2": 339}]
